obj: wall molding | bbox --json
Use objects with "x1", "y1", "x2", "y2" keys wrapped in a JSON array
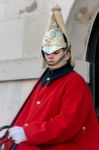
[{"x1": 0, "y1": 58, "x2": 44, "y2": 81}]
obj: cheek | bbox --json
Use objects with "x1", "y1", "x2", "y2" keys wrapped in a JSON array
[
  {"x1": 44, "y1": 54, "x2": 48, "y2": 60},
  {"x1": 56, "y1": 53, "x2": 63, "y2": 59},
  {"x1": 65, "y1": 54, "x2": 70, "y2": 61}
]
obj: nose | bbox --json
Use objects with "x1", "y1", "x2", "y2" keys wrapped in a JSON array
[
  {"x1": 48, "y1": 53, "x2": 55, "y2": 57},
  {"x1": 47, "y1": 54, "x2": 54, "y2": 59}
]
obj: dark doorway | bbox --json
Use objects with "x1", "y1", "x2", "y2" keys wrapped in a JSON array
[{"x1": 86, "y1": 12, "x2": 99, "y2": 115}]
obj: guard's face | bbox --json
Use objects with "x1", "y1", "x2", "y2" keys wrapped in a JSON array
[{"x1": 44, "y1": 49, "x2": 70, "y2": 70}]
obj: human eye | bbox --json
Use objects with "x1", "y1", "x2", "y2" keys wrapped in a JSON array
[{"x1": 53, "y1": 51, "x2": 59, "y2": 54}]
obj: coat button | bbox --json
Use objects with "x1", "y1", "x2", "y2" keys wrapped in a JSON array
[
  {"x1": 36, "y1": 100, "x2": 41, "y2": 105},
  {"x1": 82, "y1": 126, "x2": 86, "y2": 130},
  {"x1": 47, "y1": 78, "x2": 50, "y2": 81},
  {"x1": 24, "y1": 123, "x2": 28, "y2": 127}
]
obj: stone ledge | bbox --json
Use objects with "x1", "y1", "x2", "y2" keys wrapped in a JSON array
[
  {"x1": 0, "y1": 58, "x2": 90, "y2": 82},
  {"x1": 0, "y1": 58, "x2": 44, "y2": 81}
]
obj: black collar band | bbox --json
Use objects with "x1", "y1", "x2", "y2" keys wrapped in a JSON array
[{"x1": 41, "y1": 64, "x2": 73, "y2": 86}]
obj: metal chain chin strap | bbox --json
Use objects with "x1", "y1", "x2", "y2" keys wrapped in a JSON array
[{"x1": 46, "y1": 44, "x2": 71, "y2": 66}]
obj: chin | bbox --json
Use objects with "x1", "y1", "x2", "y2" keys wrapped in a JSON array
[{"x1": 48, "y1": 65, "x2": 59, "y2": 70}]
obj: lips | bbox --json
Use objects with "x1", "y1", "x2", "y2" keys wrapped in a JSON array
[{"x1": 48, "y1": 61, "x2": 55, "y2": 63}]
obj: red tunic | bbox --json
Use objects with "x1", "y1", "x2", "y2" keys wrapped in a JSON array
[{"x1": 5, "y1": 71, "x2": 99, "y2": 150}]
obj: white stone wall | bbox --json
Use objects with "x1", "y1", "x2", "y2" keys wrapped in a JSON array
[
  {"x1": 0, "y1": 0, "x2": 75, "y2": 60},
  {"x1": 0, "y1": 20, "x2": 24, "y2": 60}
]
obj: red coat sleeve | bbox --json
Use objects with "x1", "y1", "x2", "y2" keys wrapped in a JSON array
[{"x1": 23, "y1": 75, "x2": 92, "y2": 145}]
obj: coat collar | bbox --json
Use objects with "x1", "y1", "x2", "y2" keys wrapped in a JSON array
[{"x1": 41, "y1": 64, "x2": 73, "y2": 86}]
